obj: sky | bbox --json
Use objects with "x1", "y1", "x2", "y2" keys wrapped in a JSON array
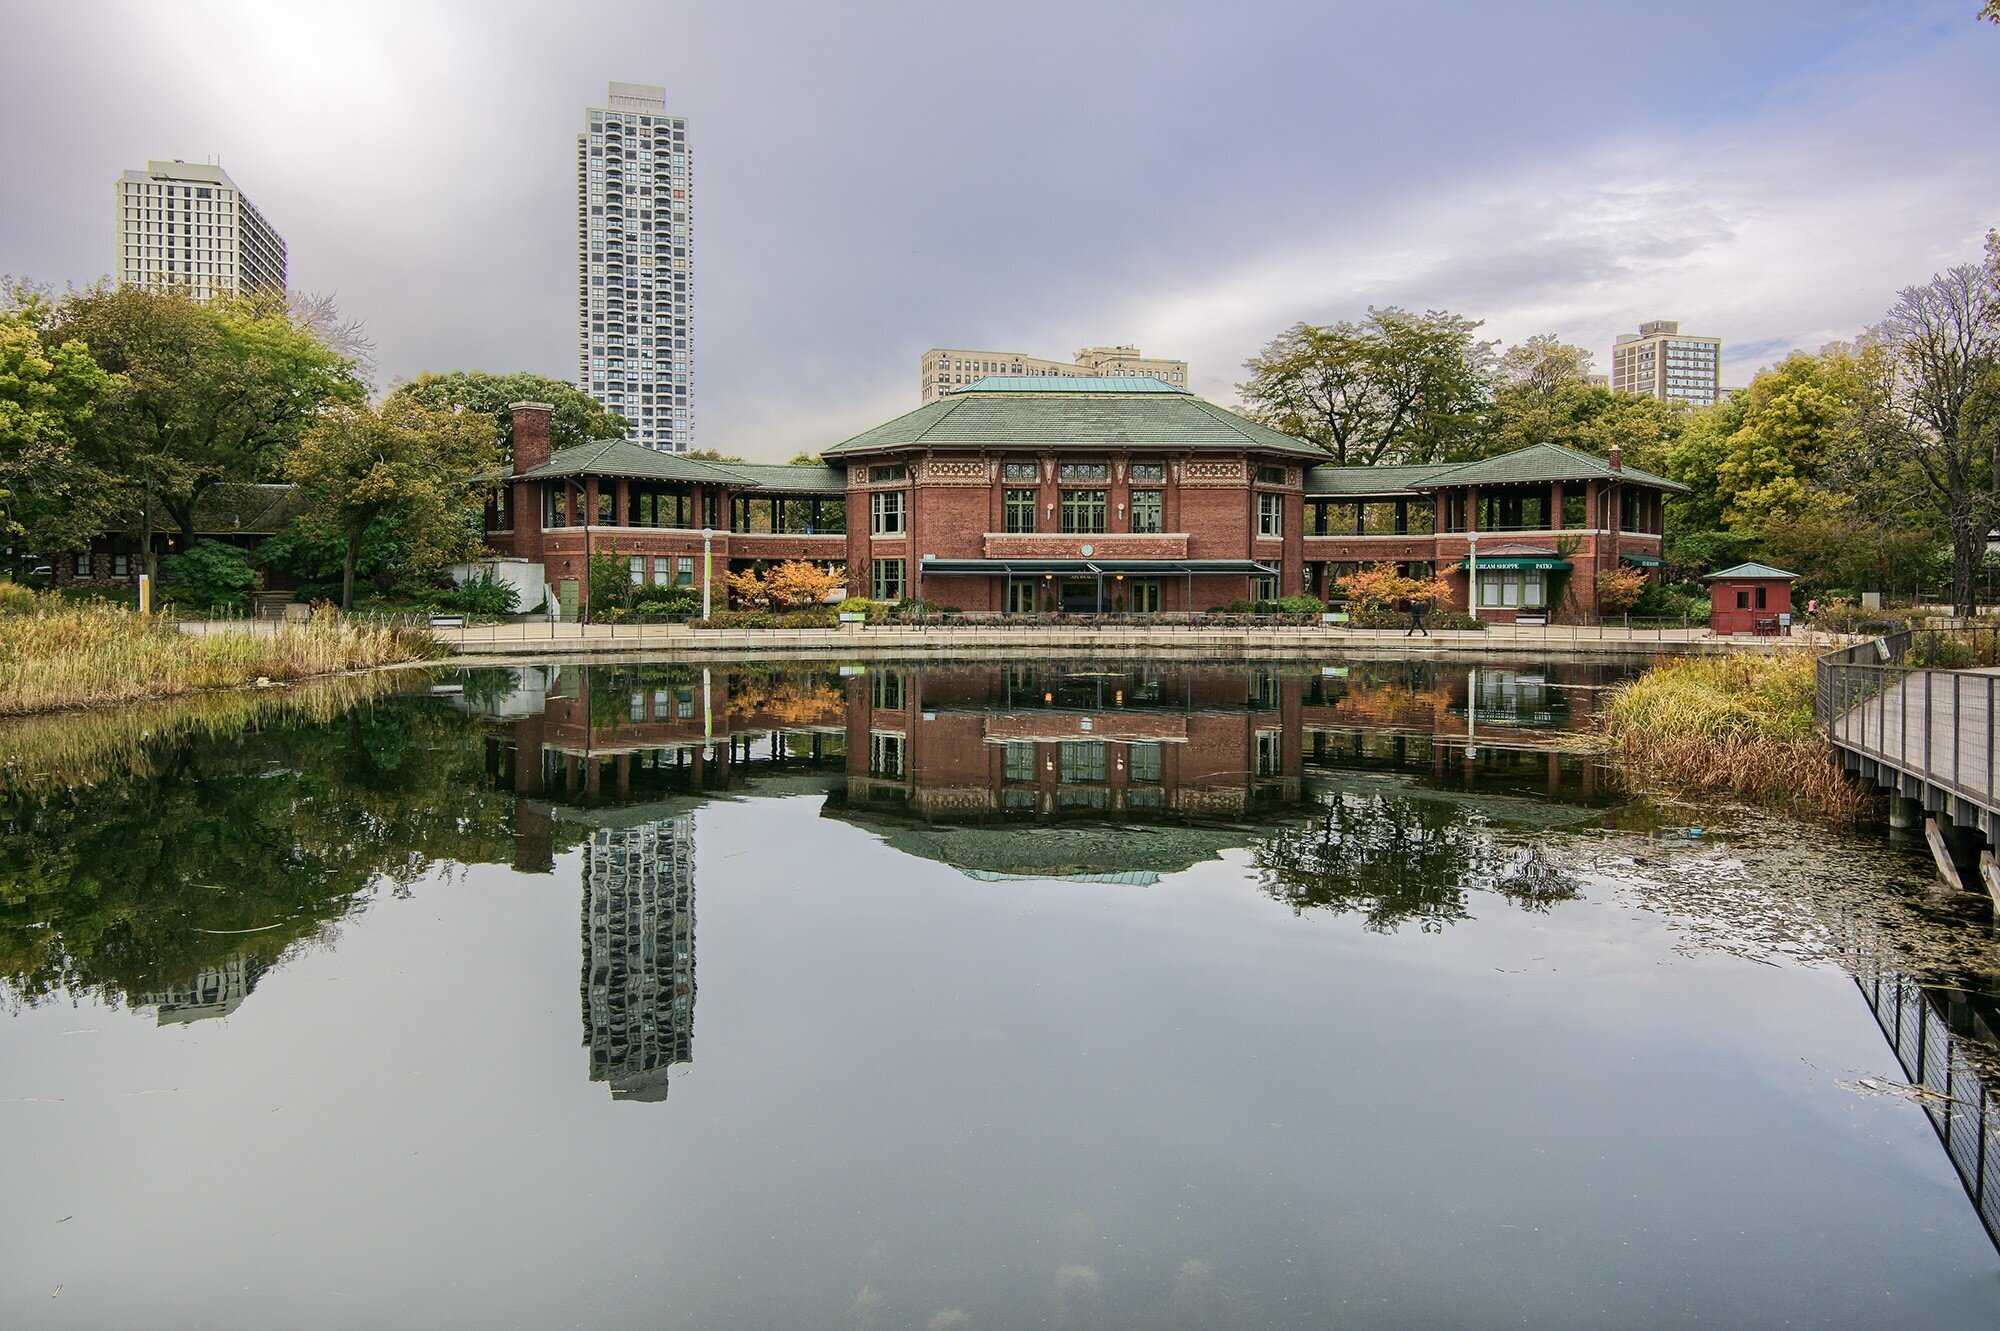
[{"x1": 3, "y1": 0, "x2": 1997, "y2": 461}]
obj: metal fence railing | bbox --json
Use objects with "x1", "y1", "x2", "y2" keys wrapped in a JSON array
[{"x1": 1815, "y1": 628, "x2": 2000, "y2": 812}]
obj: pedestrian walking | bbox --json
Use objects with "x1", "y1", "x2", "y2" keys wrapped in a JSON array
[{"x1": 1406, "y1": 596, "x2": 1429, "y2": 637}]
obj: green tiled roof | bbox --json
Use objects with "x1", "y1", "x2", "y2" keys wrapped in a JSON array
[
  {"x1": 1409, "y1": 442, "x2": 1689, "y2": 494},
  {"x1": 706, "y1": 461, "x2": 846, "y2": 494},
  {"x1": 824, "y1": 380, "x2": 1327, "y2": 459},
  {"x1": 512, "y1": 441, "x2": 845, "y2": 493},
  {"x1": 1704, "y1": 562, "x2": 1798, "y2": 581},
  {"x1": 1304, "y1": 463, "x2": 1459, "y2": 495}
]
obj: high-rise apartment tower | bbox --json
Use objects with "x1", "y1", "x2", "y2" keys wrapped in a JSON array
[
  {"x1": 1611, "y1": 320, "x2": 1721, "y2": 406},
  {"x1": 578, "y1": 83, "x2": 693, "y2": 452},
  {"x1": 116, "y1": 160, "x2": 286, "y2": 300}
]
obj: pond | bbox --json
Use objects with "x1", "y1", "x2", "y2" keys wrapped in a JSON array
[{"x1": 3, "y1": 656, "x2": 1999, "y2": 1328}]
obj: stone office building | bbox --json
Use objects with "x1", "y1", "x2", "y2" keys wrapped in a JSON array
[{"x1": 487, "y1": 377, "x2": 1685, "y2": 622}]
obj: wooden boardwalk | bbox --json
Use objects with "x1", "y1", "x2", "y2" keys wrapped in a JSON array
[{"x1": 1831, "y1": 667, "x2": 2000, "y2": 811}]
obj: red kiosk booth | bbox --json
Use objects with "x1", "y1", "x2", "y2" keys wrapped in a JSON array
[{"x1": 1706, "y1": 562, "x2": 1798, "y2": 635}]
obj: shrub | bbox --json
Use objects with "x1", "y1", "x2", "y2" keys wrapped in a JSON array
[
  {"x1": 1336, "y1": 561, "x2": 1458, "y2": 611},
  {"x1": 0, "y1": 580, "x2": 38, "y2": 615},
  {"x1": 1596, "y1": 567, "x2": 1648, "y2": 615},
  {"x1": 162, "y1": 540, "x2": 259, "y2": 611},
  {"x1": 1276, "y1": 594, "x2": 1325, "y2": 615},
  {"x1": 587, "y1": 552, "x2": 633, "y2": 617},
  {"x1": 434, "y1": 571, "x2": 519, "y2": 617},
  {"x1": 634, "y1": 584, "x2": 701, "y2": 620},
  {"x1": 1349, "y1": 605, "x2": 1483, "y2": 630}
]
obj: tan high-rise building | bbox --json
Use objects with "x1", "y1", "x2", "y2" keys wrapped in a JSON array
[
  {"x1": 116, "y1": 160, "x2": 286, "y2": 300},
  {"x1": 920, "y1": 344, "x2": 1186, "y2": 403},
  {"x1": 1610, "y1": 320, "x2": 1721, "y2": 406}
]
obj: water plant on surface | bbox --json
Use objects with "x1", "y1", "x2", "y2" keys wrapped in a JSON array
[
  {"x1": 0, "y1": 599, "x2": 443, "y2": 717},
  {"x1": 1603, "y1": 651, "x2": 1864, "y2": 820}
]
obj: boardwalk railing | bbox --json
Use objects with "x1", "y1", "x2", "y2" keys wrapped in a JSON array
[{"x1": 1815, "y1": 627, "x2": 2000, "y2": 813}]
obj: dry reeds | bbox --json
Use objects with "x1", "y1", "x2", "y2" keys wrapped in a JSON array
[
  {"x1": 0, "y1": 600, "x2": 442, "y2": 717},
  {"x1": 1604, "y1": 651, "x2": 1868, "y2": 822}
]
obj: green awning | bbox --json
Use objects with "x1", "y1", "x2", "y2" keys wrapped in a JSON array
[
  {"x1": 1470, "y1": 556, "x2": 1570, "y2": 571},
  {"x1": 1621, "y1": 553, "x2": 1662, "y2": 568},
  {"x1": 919, "y1": 558, "x2": 1277, "y2": 576}
]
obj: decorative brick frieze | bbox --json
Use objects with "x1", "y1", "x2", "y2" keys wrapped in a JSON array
[
  {"x1": 1177, "y1": 459, "x2": 1247, "y2": 487},
  {"x1": 915, "y1": 458, "x2": 992, "y2": 486}
]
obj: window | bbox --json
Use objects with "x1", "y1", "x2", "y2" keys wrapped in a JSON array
[
  {"x1": 653, "y1": 556, "x2": 670, "y2": 584},
  {"x1": 1130, "y1": 490, "x2": 1163, "y2": 534},
  {"x1": 1059, "y1": 461, "x2": 1109, "y2": 483},
  {"x1": 1003, "y1": 742, "x2": 1036, "y2": 782},
  {"x1": 1129, "y1": 461, "x2": 1166, "y2": 484},
  {"x1": 871, "y1": 490, "x2": 905, "y2": 535},
  {"x1": 868, "y1": 463, "x2": 907, "y2": 483},
  {"x1": 676, "y1": 557, "x2": 694, "y2": 586},
  {"x1": 628, "y1": 556, "x2": 644, "y2": 586},
  {"x1": 1755, "y1": 584, "x2": 1767, "y2": 610},
  {"x1": 112, "y1": 553, "x2": 130, "y2": 577},
  {"x1": 1257, "y1": 465, "x2": 1286, "y2": 486},
  {"x1": 1251, "y1": 573, "x2": 1279, "y2": 603},
  {"x1": 1128, "y1": 742, "x2": 1163, "y2": 783},
  {"x1": 869, "y1": 732, "x2": 904, "y2": 778},
  {"x1": 1256, "y1": 730, "x2": 1282, "y2": 776},
  {"x1": 1060, "y1": 489, "x2": 1107, "y2": 533},
  {"x1": 872, "y1": 558, "x2": 904, "y2": 601},
  {"x1": 1060, "y1": 742, "x2": 1107, "y2": 783},
  {"x1": 1257, "y1": 492, "x2": 1284, "y2": 538},
  {"x1": 1005, "y1": 580, "x2": 1038, "y2": 613},
  {"x1": 1126, "y1": 579, "x2": 1161, "y2": 613},
  {"x1": 872, "y1": 670, "x2": 904, "y2": 709},
  {"x1": 1563, "y1": 492, "x2": 1587, "y2": 529},
  {"x1": 1478, "y1": 570, "x2": 1547, "y2": 609},
  {"x1": 73, "y1": 552, "x2": 91, "y2": 577},
  {"x1": 1002, "y1": 461, "x2": 1039, "y2": 483},
  {"x1": 1004, "y1": 488, "x2": 1037, "y2": 533},
  {"x1": 1736, "y1": 589, "x2": 1750, "y2": 609}
]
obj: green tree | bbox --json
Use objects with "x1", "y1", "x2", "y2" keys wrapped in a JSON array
[
  {"x1": 385, "y1": 370, "x2": 627, "y2": 465},
  {"x1": 160, "y1": 539, "x2": 257, "y2": 610},
  {"x1": 46, "y1": 286, "x2": 363, "y2": 577},
  {"x1": 1239, "y1": 308, "x2": 1497, "y2": 464},
  {"x1": 1496, "y1": 333, "x2": 1594, "y2": 394},
  {"x1": 0, "y1": 291, "x2": 119, "y2": 558},
  {"x1": 683, "y1": 448, "x2": 746, "y2": 462},
  {"x1": 1485, "y1": 380, "x2": 1688, "y2": 467},
  {"x1": 284, "y1": 398, "x2": 499, "y2": 609},
  {"x1": 1858, "y1": 255, "x2": 2000, "y2": 614},
  {"x1": 1712, "y1": 346, "x2": 1880, "y2": 535}
]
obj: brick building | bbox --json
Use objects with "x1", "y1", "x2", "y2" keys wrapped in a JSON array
[{"x1": 487, "y1": 377, "x2": 1686, "y2": 621}]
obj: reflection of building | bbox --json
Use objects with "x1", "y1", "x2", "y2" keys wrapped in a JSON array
[
  {"x1": 138, "y1": 954, "x2": 267, "y2": 1025},
  {"x1": 582, "y1": 818, "x2": 696, "y2": 1102}
]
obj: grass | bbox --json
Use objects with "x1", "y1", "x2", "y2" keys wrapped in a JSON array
[
  {"x1": 1603, "y1": 651, "x2": 1867, "y2": 821},
  {"x1": 0, "y1": 671, "x2": 409, "y2": 799},
  {"x1": 0, "y1": 597, "x2": 444, "y2": 717}
]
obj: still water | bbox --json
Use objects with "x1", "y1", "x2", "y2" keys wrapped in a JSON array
[{"x1": 4, "y1": 657, "x2": 1999, "y2": 1328}]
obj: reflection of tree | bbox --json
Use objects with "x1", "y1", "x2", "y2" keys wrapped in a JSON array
[
  {"x1": 1251, "y1": 794, "x2": 1510, "y2": 932},
  {"x1": 0, "y1": 699, "x2": 525, "y2": 1011},
  {"x1": 1491, "y1": 846, "x2": 1582, "y2": 912},
  {"x1": 724, "y1": 675, "x2": 843, "y2": 727}
]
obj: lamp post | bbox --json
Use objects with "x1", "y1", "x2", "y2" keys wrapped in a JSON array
[
  {"x1": 701, "y1": 527, "x2": 714, "y2": 620},
  {"x1": 1467, "y1": 530, "x2": 1480, "y2": 623}
]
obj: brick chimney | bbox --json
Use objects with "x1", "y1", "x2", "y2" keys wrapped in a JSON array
[
  {"x1": 1608, "y1": 444, "x2": 1623, "y2": 472},
  {"x1": 509, "y1": 401, "x2": 555, "y2": 473}
]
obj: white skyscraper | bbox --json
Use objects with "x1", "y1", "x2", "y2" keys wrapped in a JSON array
[
  {"x1": 116, "y1": 160, "x2": 286, "y2": 300},
  {"x1": 578, "y1": 82, "x2": 694, "y2": 453}
]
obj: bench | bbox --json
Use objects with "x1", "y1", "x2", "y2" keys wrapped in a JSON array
[
  {"x1": 1516, "y1": 614, "x2": 1548, "y2": 627},
  {"x1": 428, "y1": 614, "x2": 466, "y2": 629}
]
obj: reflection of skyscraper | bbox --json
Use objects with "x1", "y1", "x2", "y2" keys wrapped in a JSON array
[
  {"x1": 138, "y1": 954, "x2": 267, "y2": 1025},
  {"x1": 581, "y1": 818, "x2": 696, "y2": 1102}
]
